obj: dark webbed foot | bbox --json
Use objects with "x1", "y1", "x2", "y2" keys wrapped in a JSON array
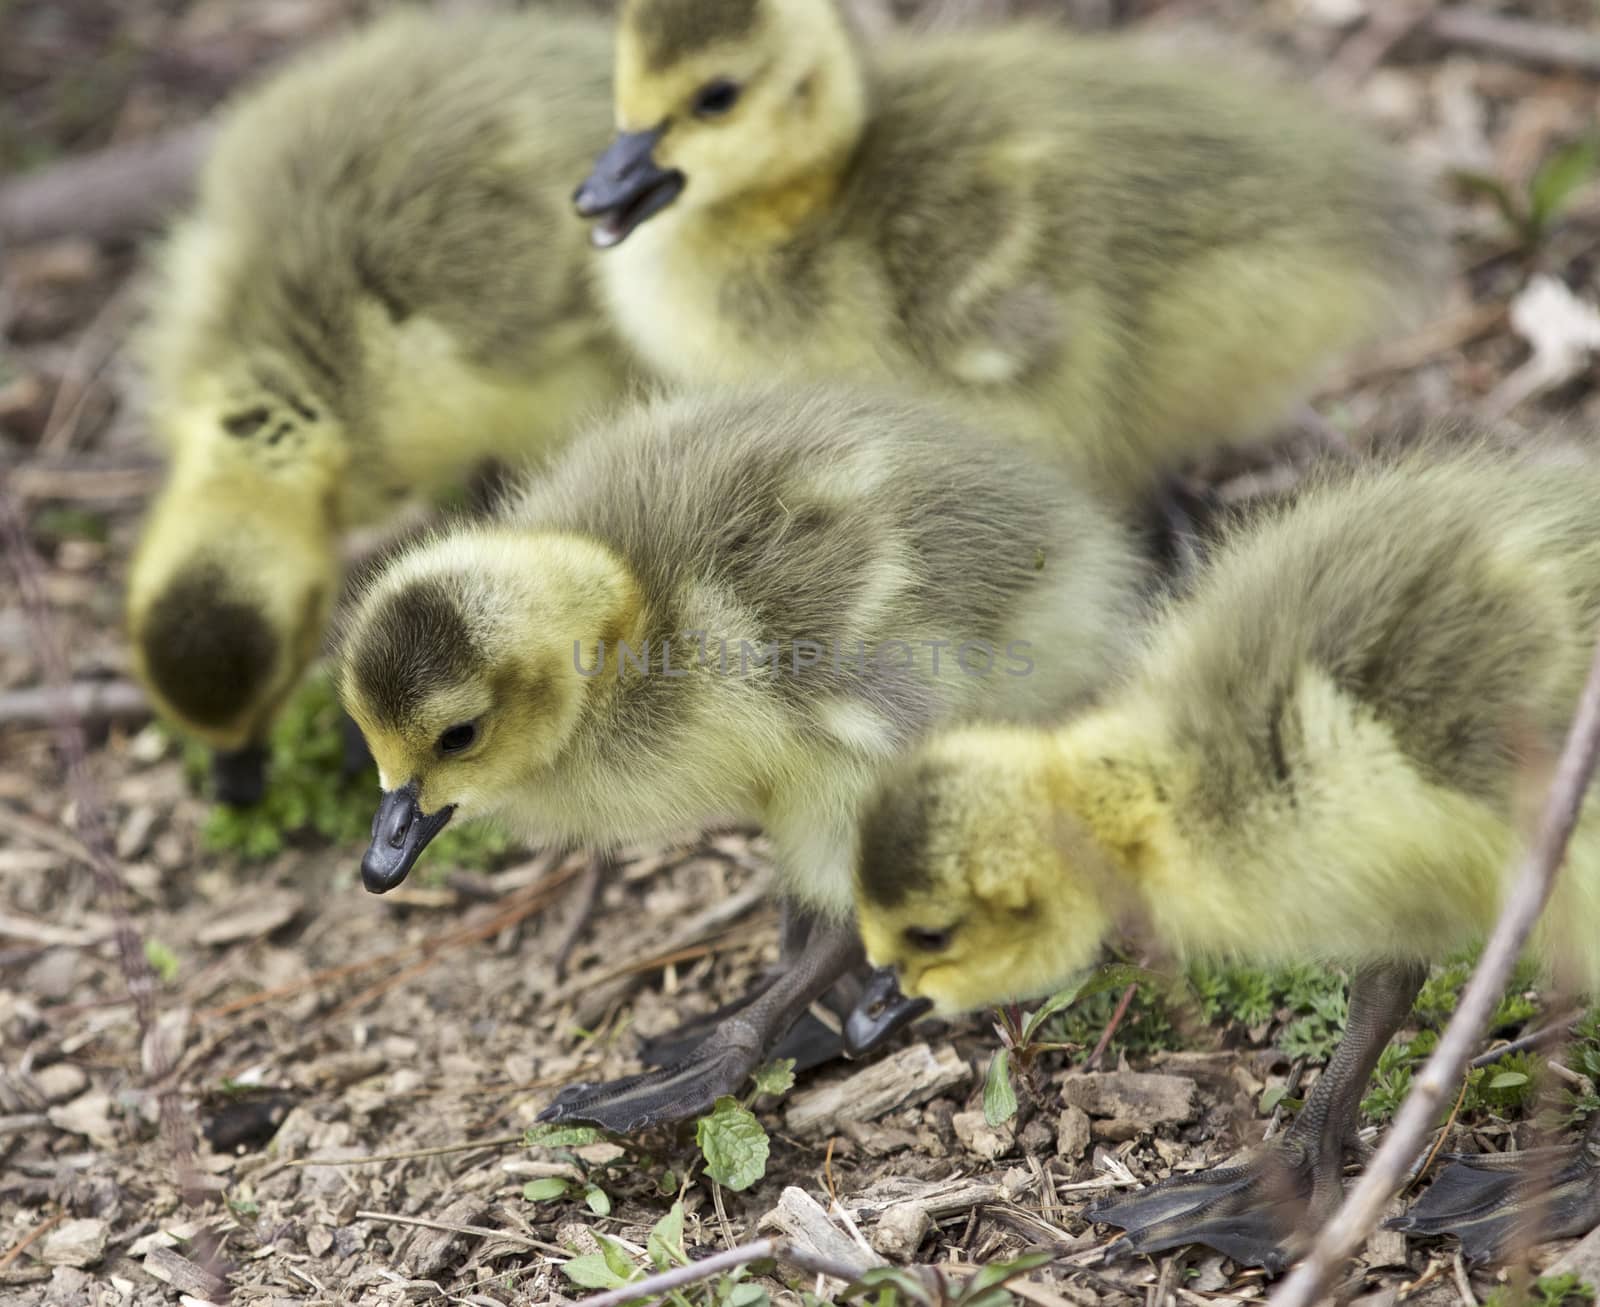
[
  {"x1": 541, "y1": 912, "x2": 866, "y2": 1133},
  {"x1": 542, "y1": 1021, "x2": 766, "y2": 1131},
  {"x1": 1388, "y1": 1138, "x2": 1600, "y2": 1265},
  {"x1": 1090, "y1": 1138, "x2": 1325, "y2": 1274},
  {"x1": 1087, "y1": 962, "x2": 1427, "y2": 1273}
]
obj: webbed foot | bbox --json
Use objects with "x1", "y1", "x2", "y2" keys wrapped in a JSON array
[
  {"x1": 541, "y1": 913, "x2": 867, "y2": 1133},
  {"x1": 542, "y1": 1019, "x2": 764, "y2": 1132},
  {"x1": 1089, "y1": 1138, "x2": 1326, "y2": 1274},
  {"x1": 1388, "y1": 1142, "x2": 1600, "y2": 1265},
  {"x1": 1090, "y1": 961, "x2": 1427, "y2": 1275}
]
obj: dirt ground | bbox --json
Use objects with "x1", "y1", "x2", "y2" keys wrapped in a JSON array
[{"x1": 5, "y1": 1, "x2": 1600, "y2": 1304}]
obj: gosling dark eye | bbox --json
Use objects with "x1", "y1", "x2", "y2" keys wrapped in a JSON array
[
  {"x1": 693, "y1": 78, "x2": 741, "y2": 118},
  {"x1": 436, "y1": 722, "x2": 478, "y2": 755},
  {"x1": 904, "y1": 926, "x2": 952, "y2": 953}
]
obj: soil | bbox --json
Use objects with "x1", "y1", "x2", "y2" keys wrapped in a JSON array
[{"x1": 4, "y1": 2, "x2": 1600, "y2": 1304}]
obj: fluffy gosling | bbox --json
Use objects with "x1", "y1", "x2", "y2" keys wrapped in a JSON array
[
  {"x1": 574, "y1": 0, "x2": 1443, "y2": 499},
  {"x1": 127, "y1": 8, "x2": 634, "y2": 803},
  {"x1": 337, "y1": 383, "x2": 1149, "y2": 1131},
  {"x1": 851, "y1": 440, "x2": 1600, "y2": 1271}
]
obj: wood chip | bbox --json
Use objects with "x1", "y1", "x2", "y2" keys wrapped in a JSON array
[
  {"x1": 39, "y1": 1219, "x2": 107, "y2": 1268},
  {"x1": 758, "y1": 1186, "x2": 879, "y2": 1276},
  {"x1": 785, "y1": 1042, "x2": 968, "y2": 1139},
  {"x1": 196, "y1": 889, "x2": 305, "y2": 946},
  {"x1": 143, "y1": 1247, "x2": 228, "y2": 1300}
]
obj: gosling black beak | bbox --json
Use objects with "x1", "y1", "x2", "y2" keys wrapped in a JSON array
[
  {"x1": 361, "y1": 780, "x2": 454, "y2": 894},
  {"x1": 574, "y1": 125, "x2": 685, "y2": 249},
  {"x1": 843, "y1": 966, "x2": 934, "y2": 1058},
  {"x1": 212, "y1": 744, "x2": 269, "y2": 808}
]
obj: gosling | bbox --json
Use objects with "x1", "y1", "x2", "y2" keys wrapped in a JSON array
[
  {"x1": 127, "y1": 7, "x2": 635, "y2": 804},
  {"x1": 851, "y1": 438, "x2": 1600, "y2": 1272},
  {"x1": 574, "y1": 0, "x2": 1443, "y2": 500},
  {"x1": 337, "y1": 383, "x2": 1150, "y2": 1132}
]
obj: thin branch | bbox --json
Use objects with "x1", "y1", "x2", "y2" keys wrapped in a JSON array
[
  {"x1": 0, "y1": 123, "x2": 213, "y2": 246},
  {"x1": 353, "y1": 1211, "x2": 568, "y2": 1259},
  {"x1": 1426, "y1": 9, "x2": 1600, "y2": 77},
  {"x1": 0, "y1": 680, "x2": 149, "y2": 729},
  {"x1": 1084, "y1": 983, "x2": 1139, "y2": 1071},
  {"x1": 288, "y1": 1133, "x2": 526, "y2": 1166},
  {"x1": 0, "y1": 1211, "x2": 64, "y2": 1273},
  {"x1": 570, "y1": 1237, "x2": 873, "y2": 1307},
  {"x1": 1468, "y1": 1007, "x2": 1585, "y2": 1068},
  {"x1": 1273, "y1": 631, "x2": 1600, "y2": 1307}
]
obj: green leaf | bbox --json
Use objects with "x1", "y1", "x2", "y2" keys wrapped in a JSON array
[
  {"x1": 982, "y1": 1048, "x2": 1018, "y2": 1126},
  {"x1": 1490, "y1": 1070, "x2": 1530, "y2": 1090},
  {"x1": 585, "y1": 1184, "x2": 612, "y2": 1216},
  {"x1": 842, "y1": 1267, "x2": 933, "y2": 1305},
  {"x1": 561, "y1": 1253, "x2": 631, "y2": 1290},
  {"x1": 144, "y1": 939, "x2": 180, "y2": 984},
  {"x1": 1453, "y1": 168, "x2": 1531, "y2": 242},
  {"x1": 959, "y1": 1249, "x2": 1056, "y2": 1300},
  {"x1": 598, "y1": 1234, "x2": 640, "y2": 1282},
  {"x1": 751, "y1": 1058, "x2": 797, "y2": 1099},
  {"x1": 521, "y1": 1177, "x2": 570, "y2": 1202},
  {"x1": 727, "y1": 1284, "x2": 769, "y2": 1307},
  {"x1": 648, "y1": 1201, "x2": 689, "y2": 1271},
  {"x1": 1260, "y1": 1086, "x2": 1286, "y2": 1114},
  {"x1": 696, "y1": 1096, "x2": 771, "y2": 1191},
  {"x1": 1530, "y1": 137, "x2": 1600, "y2": 234},
  {"x1": 1021, "y1": 963, "x2": 1156, "y2": 1042},
  {"x1": 524, "y1": 1122, "x2": 603, "y2": 1149}
]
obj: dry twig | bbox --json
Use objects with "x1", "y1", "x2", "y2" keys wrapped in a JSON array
[
  {"x1": 564, "y1": 1235, "x2": 873, "y2": 1307},
  {"x1": 0, "y1": 123, "x2": 213, "y2": 246},
  {"x1": 1273, "y1": 631, "x2": 1600, "y2": 1307},
  {"x1": 1426, "y1": 9, "x2": 1600, "y2": 77}
]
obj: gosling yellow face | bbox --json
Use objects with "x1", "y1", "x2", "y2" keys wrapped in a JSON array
[
  {"x1": 337, "y1": 530, "x2": 637, "y2": 892},
  {"x1": 853, "y1": 729, "x2": 1117, "y2": 1018},
  {"x1": 576, "y1": 0, "x2": 867, "y2": 244}
]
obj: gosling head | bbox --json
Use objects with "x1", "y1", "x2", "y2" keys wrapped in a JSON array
[
  {"x1": 337, "y1": 530, "x2": 640, "y2": 893},
  {"x1": 130, "y1": 347, "x2": 350, "y2": 803},
  {"x1": 126, "y1": 481, "x2": 339, "y2": 806},
  {"x1": 848, "y1": 728, "x2": 1117, "y2": 1049},
  {"x1": 575, "y1": 0, "x2": 868, "y2": 245}
]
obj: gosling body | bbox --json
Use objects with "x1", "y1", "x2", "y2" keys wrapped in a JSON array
[
  {"x1": 340, "y1": 383, "x2": 1149, "y2": 1128},
  {"x1": 854, "y1": 441, "x2": 1600, "y2": 1269},
  {"x1": 127, "y1": 8, "x2": 633, "y2": 788},
  {"x1": 579, "y1": 0, "x2": 1443, "y2": 498}
]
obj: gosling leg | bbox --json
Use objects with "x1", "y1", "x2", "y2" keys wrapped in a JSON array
[
  {"x1": 539, "y1": 914, "x2": 865, "y2": 1132},
  {"x1": 637, "y1": 903, "x2": 865, "y2": 1072},
  {"x1": 1388, "y1": 1115, "x2": 1600, "y2": 1265},
  {"x1": 1091, "y1": 960, "x2": 1426, "y2": 1274}
]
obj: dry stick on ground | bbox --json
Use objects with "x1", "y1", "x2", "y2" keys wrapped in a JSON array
[
  {"x1": 561, "y1": 1236, "x2": 874, "y2": 1307},
  {"x1": 0, "y1": 679, "x2": 149, "y2": 728},
  {"x1": 1425, "y1": 8, "x2": 1600, "y2": 78},
  {"x1": 0, "y1": 492, "x2": 211, "y2": 1216},
  {"x1": 0, "y1": 122, "x2": 214, "y2": 246},
  {"x1": 1273, "y1": 630, "x2": 1600, "y2": 1307},
  {"x1": 1084, "y1": 982, "x2": 1139, "y2": 1071}
]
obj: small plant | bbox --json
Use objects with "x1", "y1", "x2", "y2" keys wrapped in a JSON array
[
  {"x1": 1483, "y1": 1271, "x2": 1597, "y2": 1307},
  {"x1": 560, "y1": 1201, "x2": 773, "y2": 1307},
  {"x1": 842, "y1": 1250, "x2": 1056, "y2": 1307},
  {"x1": 143, "y1": 938, "x2": 180, "y2": 984},
  {"x1": 696, "y1": 1058, "x2": 796, "y2": 1191},
  {"x1": 985, "y1": 965, "x2": 1156, "y2": 1126},
  {"x1": 1455, "y1": 135, "x2": 1600, "y2": 252}
]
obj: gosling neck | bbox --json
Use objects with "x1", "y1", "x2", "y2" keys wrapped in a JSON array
[{"x1": 1045, "y1": 712, "x2": 1182, "y2": 900}]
